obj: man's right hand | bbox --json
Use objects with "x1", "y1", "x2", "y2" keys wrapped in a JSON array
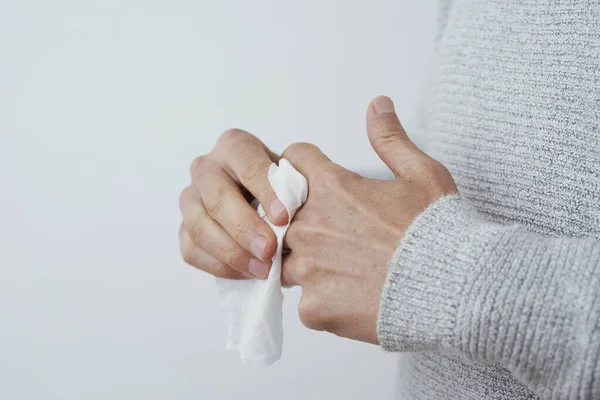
[{"x1": 178, "y1": 129, "x2": 288, "y2": 279}]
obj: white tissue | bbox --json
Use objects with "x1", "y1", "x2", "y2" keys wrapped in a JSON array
[{"x1": 216, "y1": 159, "x2": 308, "y2": 366}]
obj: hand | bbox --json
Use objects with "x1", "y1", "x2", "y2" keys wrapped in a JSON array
[
  {"x1": 281, "y1": 96, "x2": 459, "y2": 344},
  {"x1": 179, "y1": 129, "x2": 288, "y2": 279}
]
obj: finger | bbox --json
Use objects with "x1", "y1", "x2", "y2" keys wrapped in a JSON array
[
  {"x1": 281, "y1": 142, "x2": 331, "y2": 179},
  {"x1": 366, "y1": 96, "x2": 429, "y2": 179},
  {"x1": 179, "y1": 224, "x2": 250, "y2": 280},
  {"x1": 213, "y1": 129, "x2": 289, "y2": 226},
  {"x1": 281, "y1": 252, "x2": 297, "y2": 288},
  {"x1": 179, "y1": 186, "x2": 272, "y2": 279},
  {"x1": 189, "y1": 167, "x2": 278, "y2": 262},
  {"x1": 281, "y1": 207, "x2": 310, "y2": 250},
  {"x1": 281, "y1": 251, "x2": 315, "y2": 288}
]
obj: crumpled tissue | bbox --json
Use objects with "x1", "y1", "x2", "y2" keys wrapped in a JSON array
[{"x1": 216, "y1": 159, "x2": 308, "y2": 367}]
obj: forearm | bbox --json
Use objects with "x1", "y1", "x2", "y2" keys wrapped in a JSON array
[{"x1": 378, "y1": 194, "x2": 600, "y2": 399}]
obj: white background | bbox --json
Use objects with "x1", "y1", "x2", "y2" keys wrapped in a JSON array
[{"x1": 0, "y1": 1, "x2": 436, "y2": 399}]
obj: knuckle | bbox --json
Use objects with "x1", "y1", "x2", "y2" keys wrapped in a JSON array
[
  {"x1": 178, "y1": 187, "x2": 189, "y2": 211},
  {"x1": 221, "y1": 246, "x2": 248, "y2": 269},
  {"x1": 211, "y1": 260, "x2": 234, "y2": 278},
  {"x1": 298, "y1": 297, "x2": 325, "y2": 331},
  {"x1": 320, "y1": 167, "x2": 341, "y2": 187},
  {"x1": 295, "y1": 258, "x2": 317, "y2": 283},
  {"x1": 239, "y1": 157, "x2": 270, "y2": 186},
  {"x1": 283, "y1": 142, "x2": 315, "y2": 159},
  {"x1": 376, "y1": 127, "x2": 406, "y2": 144},
  {"x1": 181, "y1": 244, "x2": 196, "y2": 266},
  {"x1": 229, "y1": 220, "x2": 249, "y2": 243},
  {"x1": 204, "y1": 189, "x2": 226, "y2": 217},
  {"x1": 189, "y1": 218, "x2": 207, "y2": 245},
  {"x1": 218, "y1": 128, "x2": 247, "y2": 147},
  {"x1": 312, "y1": 167, "x2": 344, "y2": 196},
  {"x1": 189, "y1": 155, "x2": 208, "y2": 176},
  {"x1": 286, "y1": 222, "x2": 314, "y2": 250}
]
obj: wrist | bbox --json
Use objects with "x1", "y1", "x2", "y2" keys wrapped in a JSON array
[{"x1": 377, "y1": 194, "x2": 506, "y2": 352}]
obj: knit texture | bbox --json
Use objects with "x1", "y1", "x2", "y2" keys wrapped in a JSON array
[{"x1": 377, "y1": 1, "x2": 600, "y2": 399}]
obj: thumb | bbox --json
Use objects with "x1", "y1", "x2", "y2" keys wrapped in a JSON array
[{"x1": 366, "y1": 96, "x2": 428, "y2": 178}]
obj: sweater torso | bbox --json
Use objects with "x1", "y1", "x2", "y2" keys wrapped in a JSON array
[{"x1": 401, "y1": 1, "x2": 600, "y2": 398}]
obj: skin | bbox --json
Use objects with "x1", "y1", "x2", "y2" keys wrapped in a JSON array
[{"x1": 179, "y1": 96, "x2": 458, "y2": 344}]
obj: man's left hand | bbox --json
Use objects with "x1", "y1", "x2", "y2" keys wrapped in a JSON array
[{"x1": 281, "y1": 96, "x2": 459, "y2": 344}]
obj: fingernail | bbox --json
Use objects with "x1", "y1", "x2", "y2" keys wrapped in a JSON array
[
  {"x1": 251, "y1": 235, "x2": 268, "y2": 259},
  {"x1": 248, "y1": 258, "x2": 270, "y2": 279},
  {"x1": 269, "y1": 198, "x2": 286, "y2": 221},
  {"x1": 373, "y1": 96, "x2": 395, "y2": 115}
]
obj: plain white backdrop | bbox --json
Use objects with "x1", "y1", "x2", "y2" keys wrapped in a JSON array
[{"x1": 0, "y1": 1, "x2": 436, "y2": 399}]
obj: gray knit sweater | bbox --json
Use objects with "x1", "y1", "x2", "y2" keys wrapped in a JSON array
[{"x1": 377, "y1": 1, "x2": 600, "y2": 399}]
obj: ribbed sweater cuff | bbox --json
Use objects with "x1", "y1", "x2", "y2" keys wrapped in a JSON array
[{"x1": 377, "y1": 194, "x2": 506, "y2": 352}]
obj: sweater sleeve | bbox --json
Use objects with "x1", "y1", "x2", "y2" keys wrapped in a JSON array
[{"x1": 377, "y1": 194, "x2": 600, "y2": 399}]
